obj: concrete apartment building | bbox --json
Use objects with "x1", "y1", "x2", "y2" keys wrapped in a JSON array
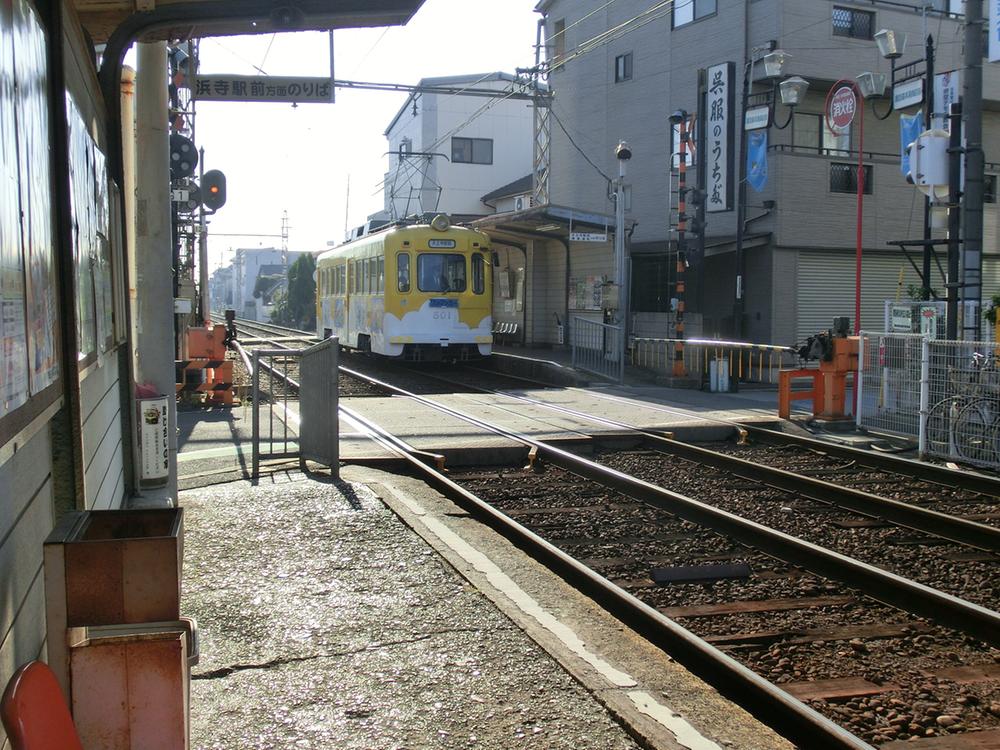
[
  {"x1": 379, "y1": 72, "x2": 536, "y2": 221},
  {"x1": 211, "y1": 247, "x2": 305, "y2": 321},
  {"x1": 535, "y1": 0, "x2": 1000, "y2": 346}
]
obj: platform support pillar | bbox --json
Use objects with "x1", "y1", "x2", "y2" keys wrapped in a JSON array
[{"x1": 133, "y1": 42, "x2": 177, "y2": 505}]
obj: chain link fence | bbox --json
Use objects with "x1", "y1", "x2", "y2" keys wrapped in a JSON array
[
  {"x1": 925, "y1": 339, "x2": 1000, "y2": 468},
  {"x1": 858, "y1": 331, "x2": 1000, "y2": 470},
  {"x1": 856, "y1": 332, "x2": 927, "y2": 440}
]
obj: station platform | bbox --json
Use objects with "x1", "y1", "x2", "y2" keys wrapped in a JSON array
[
  {"x1": 174, "y1": 345, "x2": 866, "y2": 748},
  {"x1": 180, "y1": 466, "x2": 792, "y2": 749}
]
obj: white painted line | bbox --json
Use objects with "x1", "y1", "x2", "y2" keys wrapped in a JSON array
[
  {"x1": 628, "y1": 690, "x2": 723, "y2": 750},
  {"x1": 379, "y1": 484, "x2": 724, "y2": 749},
  {"x1": 178, "y1": 445, "x2": 248, "y2": 462}
]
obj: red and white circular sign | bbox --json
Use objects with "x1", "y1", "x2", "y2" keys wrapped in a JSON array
[{"x1": 828, "y1": 86, "x2": 857, "y2": 130}]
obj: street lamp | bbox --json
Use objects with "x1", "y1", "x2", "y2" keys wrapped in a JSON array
[
  {"x1": 859, "y1": 29, "x2": 933, "y2": 122},
  {"x1": 613, "y1": 140, "x2": 631, "y2": 382},
  {"x1": 874, "y1": 28, "x2": 907, "y2": 60},
  {"x1": 733, "y1": 46, "x2": 808, "y2": 339},
  {"x1": 855, "y1": 71, "x2": 887, "y2": 100},
  {"x1": 858, "y1": 28, "x2": 936, "y2": 302}
]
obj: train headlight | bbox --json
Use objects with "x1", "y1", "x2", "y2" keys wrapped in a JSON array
[{"x1": 430, "y1": 214, "x2": 450, "y2": 232}]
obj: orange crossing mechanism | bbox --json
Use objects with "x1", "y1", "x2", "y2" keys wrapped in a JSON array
[
  {"x1": 175, "y1": 325, "x2": 235, "y2": 405},
  {"x1": 778, "y1": 336, "x2": 858, "y2": 421}
]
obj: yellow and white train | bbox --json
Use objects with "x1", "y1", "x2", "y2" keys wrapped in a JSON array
[{"x1": 315, "y1": 215, "x2": 493, "y2": 360}]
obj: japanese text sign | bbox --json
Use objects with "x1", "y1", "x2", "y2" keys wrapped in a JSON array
[
  {"x1": 191, "y1": 75, "x2": 335, "y2": 103},
  {"x1": 705, "y1": 62, "x2": 734, "y2": 213}
]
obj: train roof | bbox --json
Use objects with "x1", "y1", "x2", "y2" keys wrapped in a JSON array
[{"x1": 317, "y1": 219, "x2": 488, "y2": 263}]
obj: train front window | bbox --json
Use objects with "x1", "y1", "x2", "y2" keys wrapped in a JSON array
[{"x1": 418, "y1": 253, "x2": 466, "y2": 293}]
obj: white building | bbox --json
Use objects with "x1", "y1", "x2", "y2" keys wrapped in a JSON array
[
  {"x1": 221, "y1": 247, "x2": 305, "y2": 321},
  {"x1": 379, "y1": 72, "x2": 537, "y2": 223}
]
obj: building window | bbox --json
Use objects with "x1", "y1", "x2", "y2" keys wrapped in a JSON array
[
  {"x1": 631, "y1": 255, "x2": 673, "y2": 312},
  {"x1": 673, "y1": 0, "x2": 717, "y2": 27},
  {"x1": 985, "y1": 175, "x2": 997, "y2": 204},
  {"x1": 792, "y1": 113, "x2": 851, "y2": 155},
  {"x1": 832, "y1": 6, "x2": 874, "y2": 39},
  {"x1": 551, "y1": 18, "x2": 565, "y2": 69},
  {"x1": 830, "y1": 163, "x2": 872, "y2": 194},
  {"x1": 452, "y1": 137, "x2": 493, "y2": 165},
  {"x1": 614, "y1": 53, "x2": 633, "y2": 83}
]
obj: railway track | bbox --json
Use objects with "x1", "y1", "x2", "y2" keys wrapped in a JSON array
[
  {"x1": 225, "y1": 318, "x2": 1000, "y2": 747},
  {"x1": 334, "y1": 363, "x2": 1000, "y2": 748}
]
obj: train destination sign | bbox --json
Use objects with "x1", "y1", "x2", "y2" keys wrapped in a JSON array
[{"x1": 192, "y1": 75, "x2": 335, "y2": 103}]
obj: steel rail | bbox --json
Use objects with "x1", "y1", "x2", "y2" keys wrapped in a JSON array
[
  {"x1": 338, "y1": 395, "x2": 872, "y2": 750},
  {"x1": 743, "y1": 424, "x2": 1000, "y2": 498},
  {"x1": 229, "y1": 340, "x2": 254, "y2": 378},
  {"x1": 397, "y1": 366, "x2": 1000, "y2": 551},
  {"x1": 338, "y1": 365, "x2": 1000, "y2": 648}
]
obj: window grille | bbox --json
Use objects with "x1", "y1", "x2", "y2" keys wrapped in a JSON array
[
  {"x1": 830, "y1": 162, "x2": 873, "y2": 194},
  {"x1": 833, "y1": 6, "x2": 874, "y2": 39}
]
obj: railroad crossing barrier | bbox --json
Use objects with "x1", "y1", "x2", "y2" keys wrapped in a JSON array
[
  {"x1": 630, "y1": 338, "x2": 800, "y2": 388},
  {"x1": 857, "y1": 331, "x2": 1000, "y2": 471},
  {"x1": 175, "y1": 324, "x2": 234, "y2": 404},
  {"x1": 251, "y1": 338, "x2": 339, "y2": 481},
  {"x1": 570, "y1": 316, "x2": 625, "y2": 383}
]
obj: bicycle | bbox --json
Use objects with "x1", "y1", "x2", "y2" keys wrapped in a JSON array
[{"x1": 926, "y1": 351, "x2": 1000, "y2": 465}]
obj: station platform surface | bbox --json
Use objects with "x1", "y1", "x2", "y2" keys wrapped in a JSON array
[
  {"x1": 176, "y1": 344, "x2": 829, "y2": 485},
  {"x1": 180, "y1": 465, "x2": 792, "y2": 750}
]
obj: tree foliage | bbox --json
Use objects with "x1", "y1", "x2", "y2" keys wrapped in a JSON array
[{"x1": 270, "y1": 253, "x2": 316, "y2": 330}]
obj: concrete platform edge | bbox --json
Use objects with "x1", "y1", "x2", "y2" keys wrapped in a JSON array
[{"x1": 354, "y1": 468, "x2": 793, "y2": 750}]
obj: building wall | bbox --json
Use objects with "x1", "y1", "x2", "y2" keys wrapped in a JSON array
[
  {"x1": 1, "y1": 0, "x2": 132, "y2": 743},
  {"x1": 528, "y1": 238, "x2": 568, "y2": 345},
  {"x1": 384, "y1": 75, "x2": 534, "y2": 219},
  {"x1": 541, "y1": 0, "x2": 1000, "y2": 344}
]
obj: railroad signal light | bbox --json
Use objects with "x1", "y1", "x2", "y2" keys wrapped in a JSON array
[
  {"x1": 685, "y1": 187, "x2": 706, "y2": 207},
  {"x1": 177, "y1": 183, "x2": 201, "y2": 213},
  {"x1": 201, "y1": 169, "x2": 227, "y2": 211},
  {"x1": 169, "y1": 133, "x2": 198, "y2": 179}
]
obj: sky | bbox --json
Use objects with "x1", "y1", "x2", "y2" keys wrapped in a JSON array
[{"x1": 187, "y1": 0, "x2": 541, "y2": 271}]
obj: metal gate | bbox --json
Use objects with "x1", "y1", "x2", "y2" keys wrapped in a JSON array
[
  {"x1": 251, "y1": 338, "x2": 339, "y2": 481},
  {"x1": 570, "y1": 316, "x2": 624, "y2": 383}
]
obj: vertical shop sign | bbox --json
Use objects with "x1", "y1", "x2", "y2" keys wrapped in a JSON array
[{"x1": 705, "y1": 62, "x2": 734, "y2": 212}]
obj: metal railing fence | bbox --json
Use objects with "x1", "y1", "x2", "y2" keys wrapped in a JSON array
[
  {"x1": 857, "y1": 331, "x2": 1000, "y2": 470},
  {"x1": 856, "y1": 332, "x2": 927, "y2": 442},
  {"x1": 630, "y1": 337, "x2": 800, "y2": 388},
  {"x1": 925, "y1": 339, "x2": 1000, "y2": 468},
  {"x1": 251, "y1": 338, "x2": 339, "y2": 481},
  {"x1": 570, "y1": 317, "x2": 624, "y2": 383}
]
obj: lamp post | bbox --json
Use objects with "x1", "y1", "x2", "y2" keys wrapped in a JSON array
[
  {"x1": 733, "y1": 47, "x2": 807, "y2": 339},
  {"x1": 825, "y1": 80, "x2": 866, "y2": 333},
  {"x1": 858, "y1": 30, "x2": 936, "y2": 300}
]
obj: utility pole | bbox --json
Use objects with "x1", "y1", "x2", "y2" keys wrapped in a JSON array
[
  {"x1": 674, "y1": 117, "x2": 689, "y2": 377},
  {"x1": 921, "y1": 33, "x2": 935, "y2": 301},
  {"x1": 198, "y1": 147, "x2": 209, "y2": 324},
  {"x1": 962, "y1": 0, "x2": 985, "y2": 340},
  {"x1": 614, "y1": 141, "x2": 631, "y2": 382},
  {"x1": 281, "y1": 210, "x2": 290, "y2": 275},
  {"x1": 947, "y1": 102, "x2": 962, "y2": 340}
]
